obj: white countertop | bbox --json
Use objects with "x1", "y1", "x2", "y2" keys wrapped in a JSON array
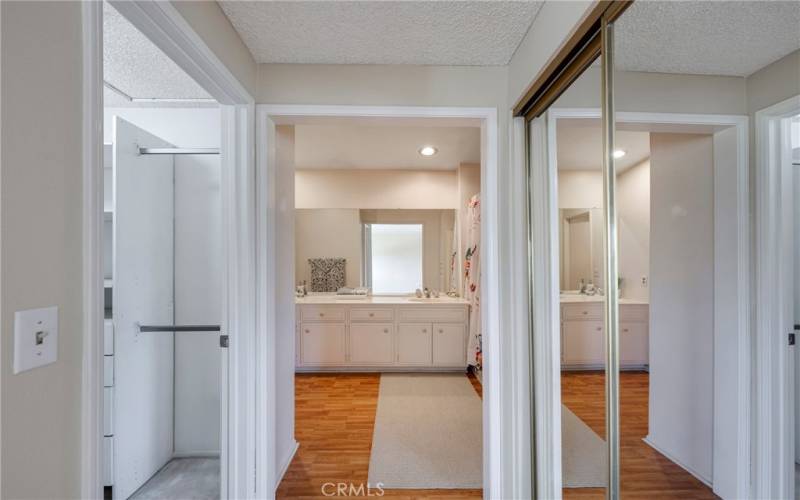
[
  {"x1": 295, "y1": 294, "x2": 470, "y2": 305},
  {"x1": 560, "y1": 294, "x2": 649, "y2": 305}
]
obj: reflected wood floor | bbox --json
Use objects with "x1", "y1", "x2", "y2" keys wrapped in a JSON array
[
  {"x1": 562, "y1": 371, "x2": 718, "y2": 500},
  {"x1": 276, "y1": 372, "x2": 483, "y2": 499},
  {"x1": 276, "y1": 371, "x2": 716, "y2": 499}
]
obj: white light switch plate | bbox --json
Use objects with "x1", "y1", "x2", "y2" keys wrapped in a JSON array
[{"x1": 14, "y1": 306, "x2": 58, "y2": 374}]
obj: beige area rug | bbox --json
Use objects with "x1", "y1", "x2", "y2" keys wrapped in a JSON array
[
  {"x1": 368, "y1": 373, "x2": 482, "y2": 489},
  {"x1": 562, "y1": 405, "x2": 607, "y2": 487}
]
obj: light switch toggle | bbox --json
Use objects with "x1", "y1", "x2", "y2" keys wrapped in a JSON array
[
  {"x1": 35, "y1": 330, "x2": 48, "y2": 346},
  {"x1": 14, "y1": 306, "x2": 58, "y2": 374}
]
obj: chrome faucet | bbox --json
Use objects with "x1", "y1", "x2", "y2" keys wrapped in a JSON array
[{"x1": 424, "y1": 287, "x2": 431, "y2": 298}]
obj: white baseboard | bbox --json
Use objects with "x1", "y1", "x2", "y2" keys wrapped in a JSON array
[
  {"x1": 275, "y1": 440, "x2": 299, "y2": 491},
  {"x1": 643, "y1": 436, "x2": 712, "y2": 487},
  {"x1": 171, "y1": 451, "x2": 221, "y2": 459},
  {"x1": 295, "y1": 367, "x2": 467, "y2": 373}
]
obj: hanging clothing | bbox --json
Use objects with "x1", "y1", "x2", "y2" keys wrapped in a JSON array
[
  {"x1": 464, "y1": 194, "x2": 482, "y2": 370},
  {"x1": 448, "y1": 220, "x2": 459, "y2": 294}
]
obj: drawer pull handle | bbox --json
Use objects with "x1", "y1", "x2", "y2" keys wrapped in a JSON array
[
  {"x1": 439, "y1": 329, "x2": 444, "y2": 333},
  {"x1": 383, "y1": 329, "x2": 389, "y2": 333},
  {"x1": 582, "y1": 311, "x2": 588, "y2": 315},
  {"x1": 422, "y1": 329, "x2": 427, "y2": 333},
  {"x1": 319, "y1": 313, "x2": 324, "y2": 317},
  {"x1": 369, "y1": 313, "x2": 374, "y2": 317},
  {"x1": 623, "y1": 328, "x2": 629, "y2": 332},
  {"x1": 304, "y1": 329, "x2": 310, "y2": 333},
  {"x1": 596, "y1": 327, "x2": 602, "y2": 331}
]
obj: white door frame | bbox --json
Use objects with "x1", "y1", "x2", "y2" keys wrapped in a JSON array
[
  {"x1": 523, "y1": 108, "x2": 750, "y2": 498},
  {"x1": 257, "y1": 104, "x2": 532, "y2": 499},
  {"x1": 81, "y1": 2, "x2": 256, "y2": 498},
  {"x1": 754, "y1": 94, "x2": 800, "y2": 500}
]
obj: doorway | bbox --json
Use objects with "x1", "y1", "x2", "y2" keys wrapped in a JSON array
[
  {"x1": 256, "y1": 106, "x2": 523, "y2": 497},
  {"x1": 754, "y1": 95, "x2": 800, "y2": 499},
  {"x1": 81, "y1": 2, "x2": 256, "y2": 498}
]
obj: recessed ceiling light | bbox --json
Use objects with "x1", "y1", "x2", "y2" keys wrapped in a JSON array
[
  {"x1": 419, "y1": 146, "x2": 438, "y2": 157},
  {"x1": 613, "y1": 149, "x2": 626, "y2": 159}
]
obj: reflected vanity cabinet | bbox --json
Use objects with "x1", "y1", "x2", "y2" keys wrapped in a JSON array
[
  {"x1": 296, "y1": 303, "x2": 469, "y2": 370},
  {"x1": 560, "y1": 302, "x2": 649, "y2": 369}
]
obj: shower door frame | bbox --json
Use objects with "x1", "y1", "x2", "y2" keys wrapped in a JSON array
[{"x1": 80, "y1": 2, "x2": 257, "y2": 499}]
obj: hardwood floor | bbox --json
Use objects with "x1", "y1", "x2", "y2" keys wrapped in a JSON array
[
  {"x1": 276, "y1": 371, "x2": 716, "y2": 499},
  {"x1": 276, "y1": 372, "x2": 483, "y2": 499},
  {"x1": 562, "y1": 371, "x2": 717, "y2": 500}
]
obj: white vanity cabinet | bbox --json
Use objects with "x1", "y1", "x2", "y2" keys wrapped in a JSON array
[
  {"x1": 560, "y1": 301, "x2": 649, "y2": 369},
  {"x1": 296, "y1": 300, "x2": 469, "y2": 371}
]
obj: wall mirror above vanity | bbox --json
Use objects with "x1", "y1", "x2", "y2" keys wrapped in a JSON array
[
  {"x1": 295, "y1": 208, "x2": 458, "y2": 295},
  {"x1": 559, "y1": 207, "x2": 603, "y2": 293}
]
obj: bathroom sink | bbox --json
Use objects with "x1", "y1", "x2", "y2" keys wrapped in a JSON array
[{"x1": 407, "y1": 297, "x2": 454, "y2": 303}]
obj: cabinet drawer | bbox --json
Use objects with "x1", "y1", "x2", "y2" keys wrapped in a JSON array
[
  {"x1": 562, "y1": 303, "x2": 603, "y2": 320},
  {"x1": 300, "y1": 323, "x2": 346, "y2": 364},
  {"x1": 350, "y1": 308, "x2": 394, "y2": 322},
  {"x1": 397, "y1": 323, "x2": 433, "y2": 365},
  {"x1": 433, "y1": 323, "x2": 466, "y2": 366},
  {"x1": 620, "y1": 304, "x2": 649, "y2": 323},
  {"x1": 301, "y1": 306, "x2": 346, "y2": 322},
  {"x1": 350, "y1": 323, "x2": 394, "y2": 364},
  {"x1": 397, "y1": 307, "x2": 467, "y2": 323}
]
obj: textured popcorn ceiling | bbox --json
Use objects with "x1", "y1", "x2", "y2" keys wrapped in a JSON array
[
  {"x1": 218, "y1": 1, "x2": 543, "y2": 65},
  {"x1": 103, "y1": 2, "x2": 211, "y2": 99},
  {"x1": 615, "y1": 1, "x2": 800, "y2": 77},
  {"x1": 295, "y1": 124, "x2": 480, "y2": 170}
]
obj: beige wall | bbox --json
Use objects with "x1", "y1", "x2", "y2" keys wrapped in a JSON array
[
  {"x1": 170, "y1": 0, "x2": 258, "y2": 98},
  {"x1": 648, "y1": 133, "x2": 714, "y2": 482},
  {"x1": 295, "y1": 169, "x2": 459, "y2": 209},
  {"x1": 745, "y1": 49, "x2": 800, "y2": 116},
  {"x1": 507, "y1": 1, "x2": 593, "y2": 107},
  {"x1": 617, "y1": 160, "x2": 651, "y2": 301},
  {"x1": 557, "y1": 162, "x2": 651, "y2": 300},
  {"x1": 1, "y1": 2, "x2": 83, "y2": 498},
  {"x1": 295, "y1": 209, "x2": 456, "y2": 292},
  {"x1": 558, "y1": 171, "x2": 603, "y2": 208},
  {"x1": 274, "y1": 126, "x2": 296, "y2": 475},
  {"x1": 295, "y1": 209, "x2": 363, "y2": 289},
  {"x1": 556, "y1": 67, "x2": 748, "y2": 115},
  {"x1": 257, "y1": 63, "x2": 507, "y2": 108}
]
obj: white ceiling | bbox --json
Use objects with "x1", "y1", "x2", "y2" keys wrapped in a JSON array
[
  {"x1": 218, "y1": 1, "x2": 543, "y2": 65},
  {"x1": 295, "y1": 124, "x2": 480, "y2": 170},
  {"x1": 103, "y1": 2, "x2": 212, "y2": 102},
  {"x1": 615, "y1": 1, "x2": 800, "y2": 77},
  {"x1": 557, "y1": 121, "x2": 650, "y2": 173}
]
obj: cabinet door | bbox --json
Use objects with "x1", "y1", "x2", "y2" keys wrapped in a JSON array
[
  {"x1": 301, "y1": 323, "x2": 346, "y2": 365},
  {"x1": 397, "y1": 323, "x2": 432, "y2": 365},
  {"x1": 620, "y1": 322, "x2": 648, "y2": 366},
  {"x1": 433, "y1": 323, "x2": 466, "y2": 366},
  {"x1": 350, "y1": 323, "x2": 394, "y2": 364},
  {"x1": 562, "y1": 320, "x2": 604, "y2": 365}
]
